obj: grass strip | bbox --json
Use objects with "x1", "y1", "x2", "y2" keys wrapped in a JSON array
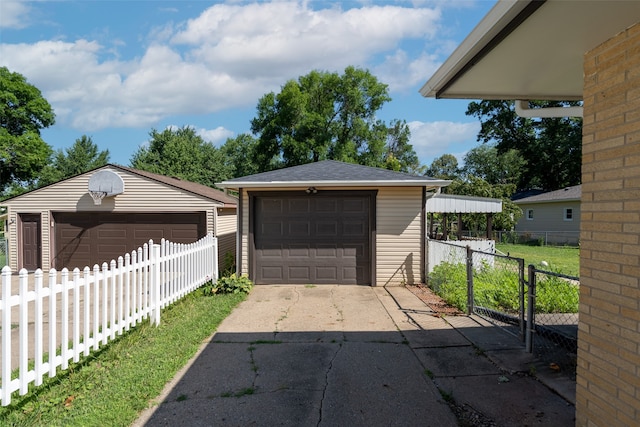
[
  {"x1": 495, "y1": 243, "x2": 579, "y2": 276},
  {"x1": 0, "y1": 291, "x2": 246, "y2": 426}
]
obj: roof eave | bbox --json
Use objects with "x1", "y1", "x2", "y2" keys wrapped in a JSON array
[
  {"x1": 217, "y1": 180, "x2": 452, "y2": 190},
  {"x1": 420, "y1": 0, "x2": 533, "y2": 99}
]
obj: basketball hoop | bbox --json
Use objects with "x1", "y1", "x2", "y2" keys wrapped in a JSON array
[{"x1": 89, "y1": 191, "x2": 107, "y2": 205}]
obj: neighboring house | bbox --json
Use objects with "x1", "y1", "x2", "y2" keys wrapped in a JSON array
[
  {"x1": 218, "y1": 160, "x2": 451, "y2": 286},
  {"x1": 421, "y1": 1, "x2": 640, "y2": 425},
  {"x1": 1, "y1": 164, "x2": 237, "y2": 272},
  {"x1": 513, "y1": 185, "x2": 581, "y2": 245}
]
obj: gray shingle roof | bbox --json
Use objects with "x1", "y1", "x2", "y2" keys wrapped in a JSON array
[
  {"x1": 514, "y1": 185, "x2": 581, "y2": 204},
  {"x1": 115, "y1": 165, "x2": 238, "y2": 206},
  {"x1": 219, "y1": 160, "x2": 450, "y2": 188}
]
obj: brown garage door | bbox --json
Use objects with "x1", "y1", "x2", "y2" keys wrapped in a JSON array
[
  {"x1": 53, "y1": 212, "x2": 206, "y2": 270},
  {"x1": 252, "y1": 191, "x2": 374, "y2": 285}
]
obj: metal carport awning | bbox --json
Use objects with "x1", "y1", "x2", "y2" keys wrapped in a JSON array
[{"x1": 426, "y1": 193, "x2": 502, "y2": 240}]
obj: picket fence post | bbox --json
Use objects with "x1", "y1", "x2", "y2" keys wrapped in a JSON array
[
  {"x1": 151, "y1": 243, "x2": 161, "y2": 326},
  {"x1": 1, "y1": 266, "x2": 11, "y2": 405}
]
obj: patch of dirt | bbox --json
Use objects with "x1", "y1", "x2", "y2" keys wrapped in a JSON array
[{"x1": 406, "y1": 284, "x2": 463, "y2": 316}]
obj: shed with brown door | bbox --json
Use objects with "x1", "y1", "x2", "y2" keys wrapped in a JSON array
[
  {"x1": 218, "y1": 160, "x2": 451, "y2": 286},
  {"x1": 1, "y1": 165, "x2": 237, "y2": 272}
]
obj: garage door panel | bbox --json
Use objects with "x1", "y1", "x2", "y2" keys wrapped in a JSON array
[
  {"x1": 254, "y1": 192, "x2": 372, "y2": 285},
  {"x1": 343, "y1": 221, "x2": 366, "y2": 236},
  {"x1": 289, "y1": 245, "x2": 310, "y2": 257},
  {"x1": 261, "y1": 266, "x2": 284, "y2": 281},
  {"x1": 316, "y1": 245, "x2": 337, "y2": 257},
  {"x1": 261, "y1": 199, "x2": 284, "y2": 214},
  {"x1": 288, "y1": 221, "x2": 310, "y2": 236},
  {"x1": 261, "y1": 222, "x2": 284, "y2": 237},
  {"x1": 316, "y1": 199, "x2": 338, "y2": 213},
  {"x1": 288, "y1": 266, "x2": 311, "y2": 280},
  {"x1": 316, "y1": 266, "x2": 338, "y2": 281},
  {"x1": 316, "y1": 221, "x2": 338, "y2": 237},
  {"x1": 54, "y1": 212, "x2": 205, "y2": 270},
  {"x1": 289, "y1": 199, "x2": 311, "y2": 213},
  {"x1": 343, "y1": 199, "x2": 366, "y2": 212}
]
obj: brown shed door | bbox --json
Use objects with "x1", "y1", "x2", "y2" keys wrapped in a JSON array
[
  {"x1": 253, "y1": 192, "x2": 373, "y2": 285},
  {"x1": 53, "y1": 212, "x2": 206, "y2": 270},
  {"x1": 21, "y1": 214, "x2": 42, "y2": 270}
]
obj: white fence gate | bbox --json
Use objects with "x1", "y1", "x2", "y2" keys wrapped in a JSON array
[{"x1": 0, "y1": 234, "x2": 218, "y2": 406}]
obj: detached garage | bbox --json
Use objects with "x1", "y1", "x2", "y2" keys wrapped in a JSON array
[
  {"x1": 218, "y1": 160, "x2": 451, "y2": 286},
  {"x1": 2, "y1": 165, "x2": 237, "y2": 271}
]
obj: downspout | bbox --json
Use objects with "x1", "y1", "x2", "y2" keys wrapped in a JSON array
[{"x1": 515, "y1": 100, "x2": 583, "y2": 118}]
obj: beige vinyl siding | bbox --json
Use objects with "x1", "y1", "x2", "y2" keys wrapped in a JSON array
[
  {"x1": 4, "y1": 168, "x2": 224, "y2": 270},
  {"x1": 376, "y1": 187, "x2": 422, "y2": 286},
  {"x1": 216, "y1": 207, "x2": 237, "y2": 274},
  {"x1": 239, "y1": 186, "x2": 423, "y2": 286},
  {"x1": 515, "y1": 201, "x2": 581, "y2": 233}
]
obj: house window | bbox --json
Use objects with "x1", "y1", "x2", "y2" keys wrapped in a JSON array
[
  {"x1": 564, "y1": 208, "x2": 573, "y2": 221},
  {"x1": 527, "y1": 209, "x2": 534, "y2": 220}
]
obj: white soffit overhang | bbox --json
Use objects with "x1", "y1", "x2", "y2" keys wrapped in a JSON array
[
  {"x1": 426, "y1": 193, "x2": 502, "y2": 213},
  {"x1": 420, "y1": 0, "x2": 640, "y2": 101}
]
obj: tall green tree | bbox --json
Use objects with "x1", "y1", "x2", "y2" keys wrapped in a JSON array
[
  {"x1": 250, "y1": 66, "x2": 417, "y2": 172},
  {"x1": 220, "y1": 133, "x2": 260, "y2": 178},
  {"x1": 130, "y1": 126, "x2": 231, "y2": 187},
  {"x1": 39, "y1": 135, "x2": 110, "y2": 186},
  {"x1": 462, "y1": 144, "x2": 525, "y2": 186},
  {"x1": 425, "y1": 154, "x2": 460, "y2": 180},
  {"x1": 1, "y1": 66, "x2": 55, "y2": 195},
  {"x1": 465, "y1": 100, "x2": 582, "y2": 190}
]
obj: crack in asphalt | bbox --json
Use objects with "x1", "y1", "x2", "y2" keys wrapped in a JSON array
[{"x1": 317, "y1": 341, "x2": 343, "y2": 427}]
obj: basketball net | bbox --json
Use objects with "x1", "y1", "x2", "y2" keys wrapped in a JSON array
[{"x1": 89, "y1": 191, "x2": 107, "y2": 205}]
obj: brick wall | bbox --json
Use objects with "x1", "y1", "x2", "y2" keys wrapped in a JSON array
[{"x1": 578, "y1": 22, "x2": 640, "y2": 426}]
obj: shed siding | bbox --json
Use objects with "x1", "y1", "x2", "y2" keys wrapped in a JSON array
[
  {"x1": 4, "y1": 168, "x2": 225, "y2": 270},
  {"x1": 376, "y1": 187, "x2": 422, "y2": 285},
  {"x1": 216, "y1": 207, "x2": 237, "y2": 274},
  {"x1": 239, "y1": 186, "x2": 422, "y2": 286}
]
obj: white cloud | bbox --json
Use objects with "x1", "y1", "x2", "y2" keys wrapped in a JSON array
[
  {"x1": 408, "y1": 120, "x2": 480, "y2": 165},
  {"x1": 1, "y1": 1, "x2": 445, "y2": 131},
  {"x1": 197, "y1": 126, "x2": 235, "y2": 145},
  {"x1": 374, "y1": 50, "x2": 441, "y2": 92},
  {"x1": 0, "y1": 0, "x2": 31, "y2": 29}
]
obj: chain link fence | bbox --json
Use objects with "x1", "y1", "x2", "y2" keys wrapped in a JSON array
[
  {"x1": 427, "y1": 240, "x2": 579, "y2": 379},
  {"x1": 527, "y1": 266, "x2": 579, "y2": 379}
]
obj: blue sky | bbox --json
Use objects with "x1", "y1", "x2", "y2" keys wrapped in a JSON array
[{"x1": 1, "y1": 0, "x2": 495, "y2": 168}]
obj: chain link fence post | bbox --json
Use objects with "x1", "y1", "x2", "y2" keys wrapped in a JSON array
[{"x1": 526, "y1": 264, "x2": 536, "y2": 353}]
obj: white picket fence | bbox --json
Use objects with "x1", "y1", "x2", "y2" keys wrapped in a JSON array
[{"x1": 0, "y1": 234, "x2": 218, "y2": 406}]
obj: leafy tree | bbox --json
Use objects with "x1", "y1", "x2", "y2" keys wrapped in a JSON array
[
  {"x1": 425, "y1": 154, "x2": 460, "y2": 180},
  {"x1": 385, "y1": 119, "x2": 422, "y2": 174},
  {"x1": 130, "y1": 126, "x2": 231, "y2": 187},
  {"x1": 462, "y1": 144, "x2": 525, "y2": 186},
  {"x1": 220, "y1": 133, "x2": 260, "y2": 178},
  {"x1": 465, "y1": 100, "x2": 581, "y2": 190},
  {"x1": 250, "y1": 66, "x2": 417, "y2": 172},
  {"x1": 39, "y1": 135, "x2": 110, "y2": 186},
  {"x1": 1, "y1": 66, "x2": 55, "y2": 195}
]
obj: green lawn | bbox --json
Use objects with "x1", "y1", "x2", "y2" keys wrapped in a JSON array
[
  {"x1": 496, "y1": 243, "x2": 580, "y2": 277},
  {"x1": 0, "y1": 289, "x2": 246, "y2": 427}
]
